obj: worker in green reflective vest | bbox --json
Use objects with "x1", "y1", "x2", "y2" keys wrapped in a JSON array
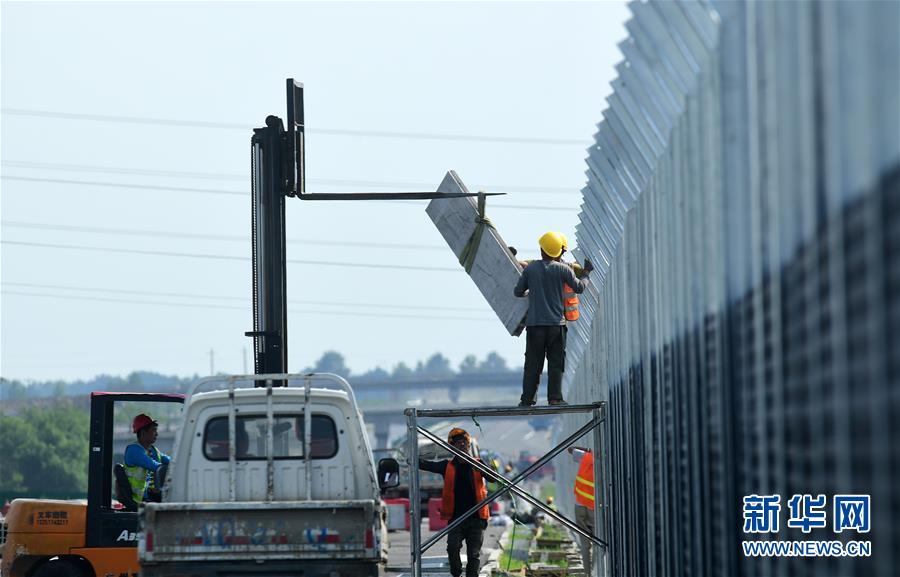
[{"x1": 123, "y1": 414, "x2": 170, "y2": 505}]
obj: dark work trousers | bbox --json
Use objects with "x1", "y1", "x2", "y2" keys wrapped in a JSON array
[
  {"x1": 521, "y1": 325, "x2": 567, "y2": 404},
  {"x1": 447, "y1": 516, "x2": 487, "y2": 577}
]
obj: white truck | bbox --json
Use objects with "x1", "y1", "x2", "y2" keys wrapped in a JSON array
[{"x1": 138, "y1": 373, "x2": 400, "y2": 577}]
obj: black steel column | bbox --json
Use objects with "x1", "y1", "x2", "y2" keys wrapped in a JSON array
[{"x1": 248, "y1": 115, "x2": 289, "y2": 378}]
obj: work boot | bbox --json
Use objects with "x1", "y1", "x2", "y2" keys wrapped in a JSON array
[
  {"x1": 518, "y1": 400, "x2": 536, "y2": 407},
  {"x1": 549, "y1": 399, "x2": 569, "y2": 406}
]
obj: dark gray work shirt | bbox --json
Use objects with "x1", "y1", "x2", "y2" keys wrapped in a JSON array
[{"x1": 514, "y1": 260, "x2": 587, "y2": 326}]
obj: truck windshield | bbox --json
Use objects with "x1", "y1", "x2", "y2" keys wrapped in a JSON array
[{"x1": 204, "y1": 414, "x2": 338, "y2": 460}]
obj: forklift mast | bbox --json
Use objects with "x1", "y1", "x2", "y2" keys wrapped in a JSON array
[
  {"x1": 248, "y1": 114, "x2": 290, "y2": 377},
  {"x1": 246, "y1": 80, "x2": 305, "y2": 381},
  {"x1": 246, "y1": 79, "x2": 500, "y2": 383}
]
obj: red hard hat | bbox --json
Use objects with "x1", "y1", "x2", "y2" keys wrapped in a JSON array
[{"x1": 132, "y1": 414, "x2": 157, "y2": 433}]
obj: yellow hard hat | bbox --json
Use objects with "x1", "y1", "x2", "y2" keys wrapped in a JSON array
[
  {"x1": 448, "y1": 428, "x2": 470, "y2": 443},
  {"x1": 539, "y1": 231, "x2": 564, "y2": 258},
  {"x1": 558, "y1": 233, "x2": 569, "y2": 251}
]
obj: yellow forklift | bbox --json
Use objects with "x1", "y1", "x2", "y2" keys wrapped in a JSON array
[{"x1": 1, "y1": 392, "x2": 184, "y2": 577}]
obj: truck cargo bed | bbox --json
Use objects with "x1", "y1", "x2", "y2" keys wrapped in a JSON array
[{"x1": 140, "y1": 500, "x2": 379, "y2": 563}]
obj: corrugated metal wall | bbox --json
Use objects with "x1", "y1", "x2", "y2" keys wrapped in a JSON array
[{"x1": 558, "y1": 1, "x2": 899, "y2": 576}]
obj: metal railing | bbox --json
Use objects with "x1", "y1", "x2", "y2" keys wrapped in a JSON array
[{"x1": 405, "y1": 403, "x2": 608, "y2": 577}]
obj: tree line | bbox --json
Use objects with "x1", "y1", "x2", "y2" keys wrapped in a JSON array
[
  {"x1": 311, "y1": 351, "x2": 510, "y2": 381},
  {"x1": 0, "y1": 350, "x2": 513, "y2": 499},
  {"x1": 0, "y1": 351, "x2": 511, "y2": 401},
  {"x1": 0, "y1": 403, "x2": 89, "y2": 498}
]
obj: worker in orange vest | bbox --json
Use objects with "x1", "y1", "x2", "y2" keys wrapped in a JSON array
[
  {"x1": 419, "y1": 428, "x2": 489, "y2": 577},
  {"x1": 569, "y1": 445, "x2": 596, "y2": 572}
]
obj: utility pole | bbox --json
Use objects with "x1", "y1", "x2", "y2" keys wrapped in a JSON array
[
  {"x1": 209, "y1": 348, "x2": 215, "y2": 375},
  {"x1": 242, "y1": 347, "x2": 248, "y2": 375}
]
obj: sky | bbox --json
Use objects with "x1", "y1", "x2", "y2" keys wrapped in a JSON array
[{"x1": 1, "y1": 1, "x2": 630, "y2": 382}]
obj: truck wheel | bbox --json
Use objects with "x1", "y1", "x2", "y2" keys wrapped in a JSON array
[{"x1": 31, "y1": 559, "x2": 84, "y2": 577}]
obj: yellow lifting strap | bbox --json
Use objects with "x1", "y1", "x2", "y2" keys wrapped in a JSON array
[{"x1": 458, "y1": 192, "x2": 493, "y2": 274}]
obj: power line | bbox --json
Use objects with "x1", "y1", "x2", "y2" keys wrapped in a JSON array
[
  {"x1": 2, "y1": 175, "x2": 246, "y2": 196},
  {"x1": 3, "y1": 160, "x2": 244, "y2": 182},
  {"x1": 1, "y1": 107, "x2": 587, "y2": 146},
  {"x1": 2, "y1": 175, "x2": 580, "y2": 211},
  {"x1": 2, "y1": 159, "x2": 583, "y2": 196},
  {"x1": 2, "y1": 282, "x2": 486, "y2": 313},
  {"x1": 1, "y1": 220, "x2": 447, "y2": 251},
  {"x1": 2, "y1": 240, "x2": 461, "y2": 272},
  {"x1": 1, "y1": 290, "x2": 493, "y2": 322}
]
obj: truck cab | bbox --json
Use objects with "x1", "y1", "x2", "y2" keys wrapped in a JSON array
[{"x1": 139, "y1": 373, "x2": 399, "y2": 577}]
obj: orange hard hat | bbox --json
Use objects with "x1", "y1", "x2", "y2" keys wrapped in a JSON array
[
  {"x1": 448, "y1": 428, "x2": 470, "y2": 443},
  {"x1": 132, "y1": 414, "x2": 158, "y2": 433}
]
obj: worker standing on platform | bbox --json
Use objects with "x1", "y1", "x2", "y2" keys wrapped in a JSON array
[
  {"x1": 419, "y1": 428, "x2": 489, "y2": 577},
  {"x1": 569, "y1": 446, "x2": 596, "y2": 572},
  {"x1": 514, "y1": 231, "x2": 593, "y2": 406}
]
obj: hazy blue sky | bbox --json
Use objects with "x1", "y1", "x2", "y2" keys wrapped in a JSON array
[{"x1": 1, "y1": 1, "x2": 629, "y2": 382}]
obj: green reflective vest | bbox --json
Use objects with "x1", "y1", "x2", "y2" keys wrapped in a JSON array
[{"x1": 123, "y1": 444, "x2": 162, "y2": 505}]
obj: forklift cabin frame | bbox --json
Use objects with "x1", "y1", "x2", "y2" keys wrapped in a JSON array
[
  {"x1": 405, "y1": 402, "x2": 609, "y2": 577},
  {"x1": 85, "y1": 392, "x2": 185, "y2": 548}
]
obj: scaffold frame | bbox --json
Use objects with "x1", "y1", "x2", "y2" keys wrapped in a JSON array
[{"x1": 405, "y1": 402, "x2": 609, "y2": 577}]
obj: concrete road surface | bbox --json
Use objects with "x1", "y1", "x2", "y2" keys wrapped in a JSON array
[{"x1": 387, "y1": 520, "x2": 506, "y2": 577}]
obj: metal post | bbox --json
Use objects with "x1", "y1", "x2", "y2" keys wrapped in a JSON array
[
  {"x1": 228, "y1": 377, "x2": 237, "y2": 502},
  {"x1": 406, "y1": 409, "x2": 421, "y2": 577},
  {"x1": 602, "y1": 407, "x2": 614, "y2": 577},
  {"x1": 592, "y1": 405, "x2": 605, "y2": 577},
  {"x1": 304, "y1": 375, "x2": 313, "y2": 501},
  {"x1": 265, "y1": 380, "x2": 275, "y2": 502}
]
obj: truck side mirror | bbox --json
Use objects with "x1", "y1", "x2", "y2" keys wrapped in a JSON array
[{"x1": 377, "y1": 458, "x2": 400, "y2": 490}]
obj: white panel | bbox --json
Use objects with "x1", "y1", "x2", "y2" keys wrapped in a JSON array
[{"x1": 425, "y1": 171, "x2": 529, "y2": 335}]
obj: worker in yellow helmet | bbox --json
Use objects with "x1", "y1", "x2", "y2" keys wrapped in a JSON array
[{"x1": 513, "y1": 232, "x2": 593, "y2": 406}]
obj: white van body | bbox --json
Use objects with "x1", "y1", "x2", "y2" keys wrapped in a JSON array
[{"x1": 139, "y1": 374, "x2": 388, "y2": 577}]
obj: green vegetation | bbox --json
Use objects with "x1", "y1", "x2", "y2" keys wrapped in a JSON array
[
  {"x1": 0, "y1": 371, "x2": 196, "y2": 402},
  {"x1": 539, "y1": 524, "x2": 568, "y2": 541},
  {"x1": 0, "y1": 403, "x2": 89, "y2": 496},
  {"x1": 499, "y1": 527, "x2": 534, "y2": 573},
  {"x1": 498, "y1": 551, "x2": 526, "y2": 573}
]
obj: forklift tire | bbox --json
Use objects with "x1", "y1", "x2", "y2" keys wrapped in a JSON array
[{"x1": 31, "y1": 559, "x2": 85, "y2": 577}]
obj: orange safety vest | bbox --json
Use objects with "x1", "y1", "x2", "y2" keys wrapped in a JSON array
[
  {"x1": 574, "y1": 450, "x2": 595, "y2": 508},
  {"x1": 442, "y1": 460, "x2": 490, "y2": 520},
  {"x1": 564, "y1": 284, "x2": 580, "y2": 321}
]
